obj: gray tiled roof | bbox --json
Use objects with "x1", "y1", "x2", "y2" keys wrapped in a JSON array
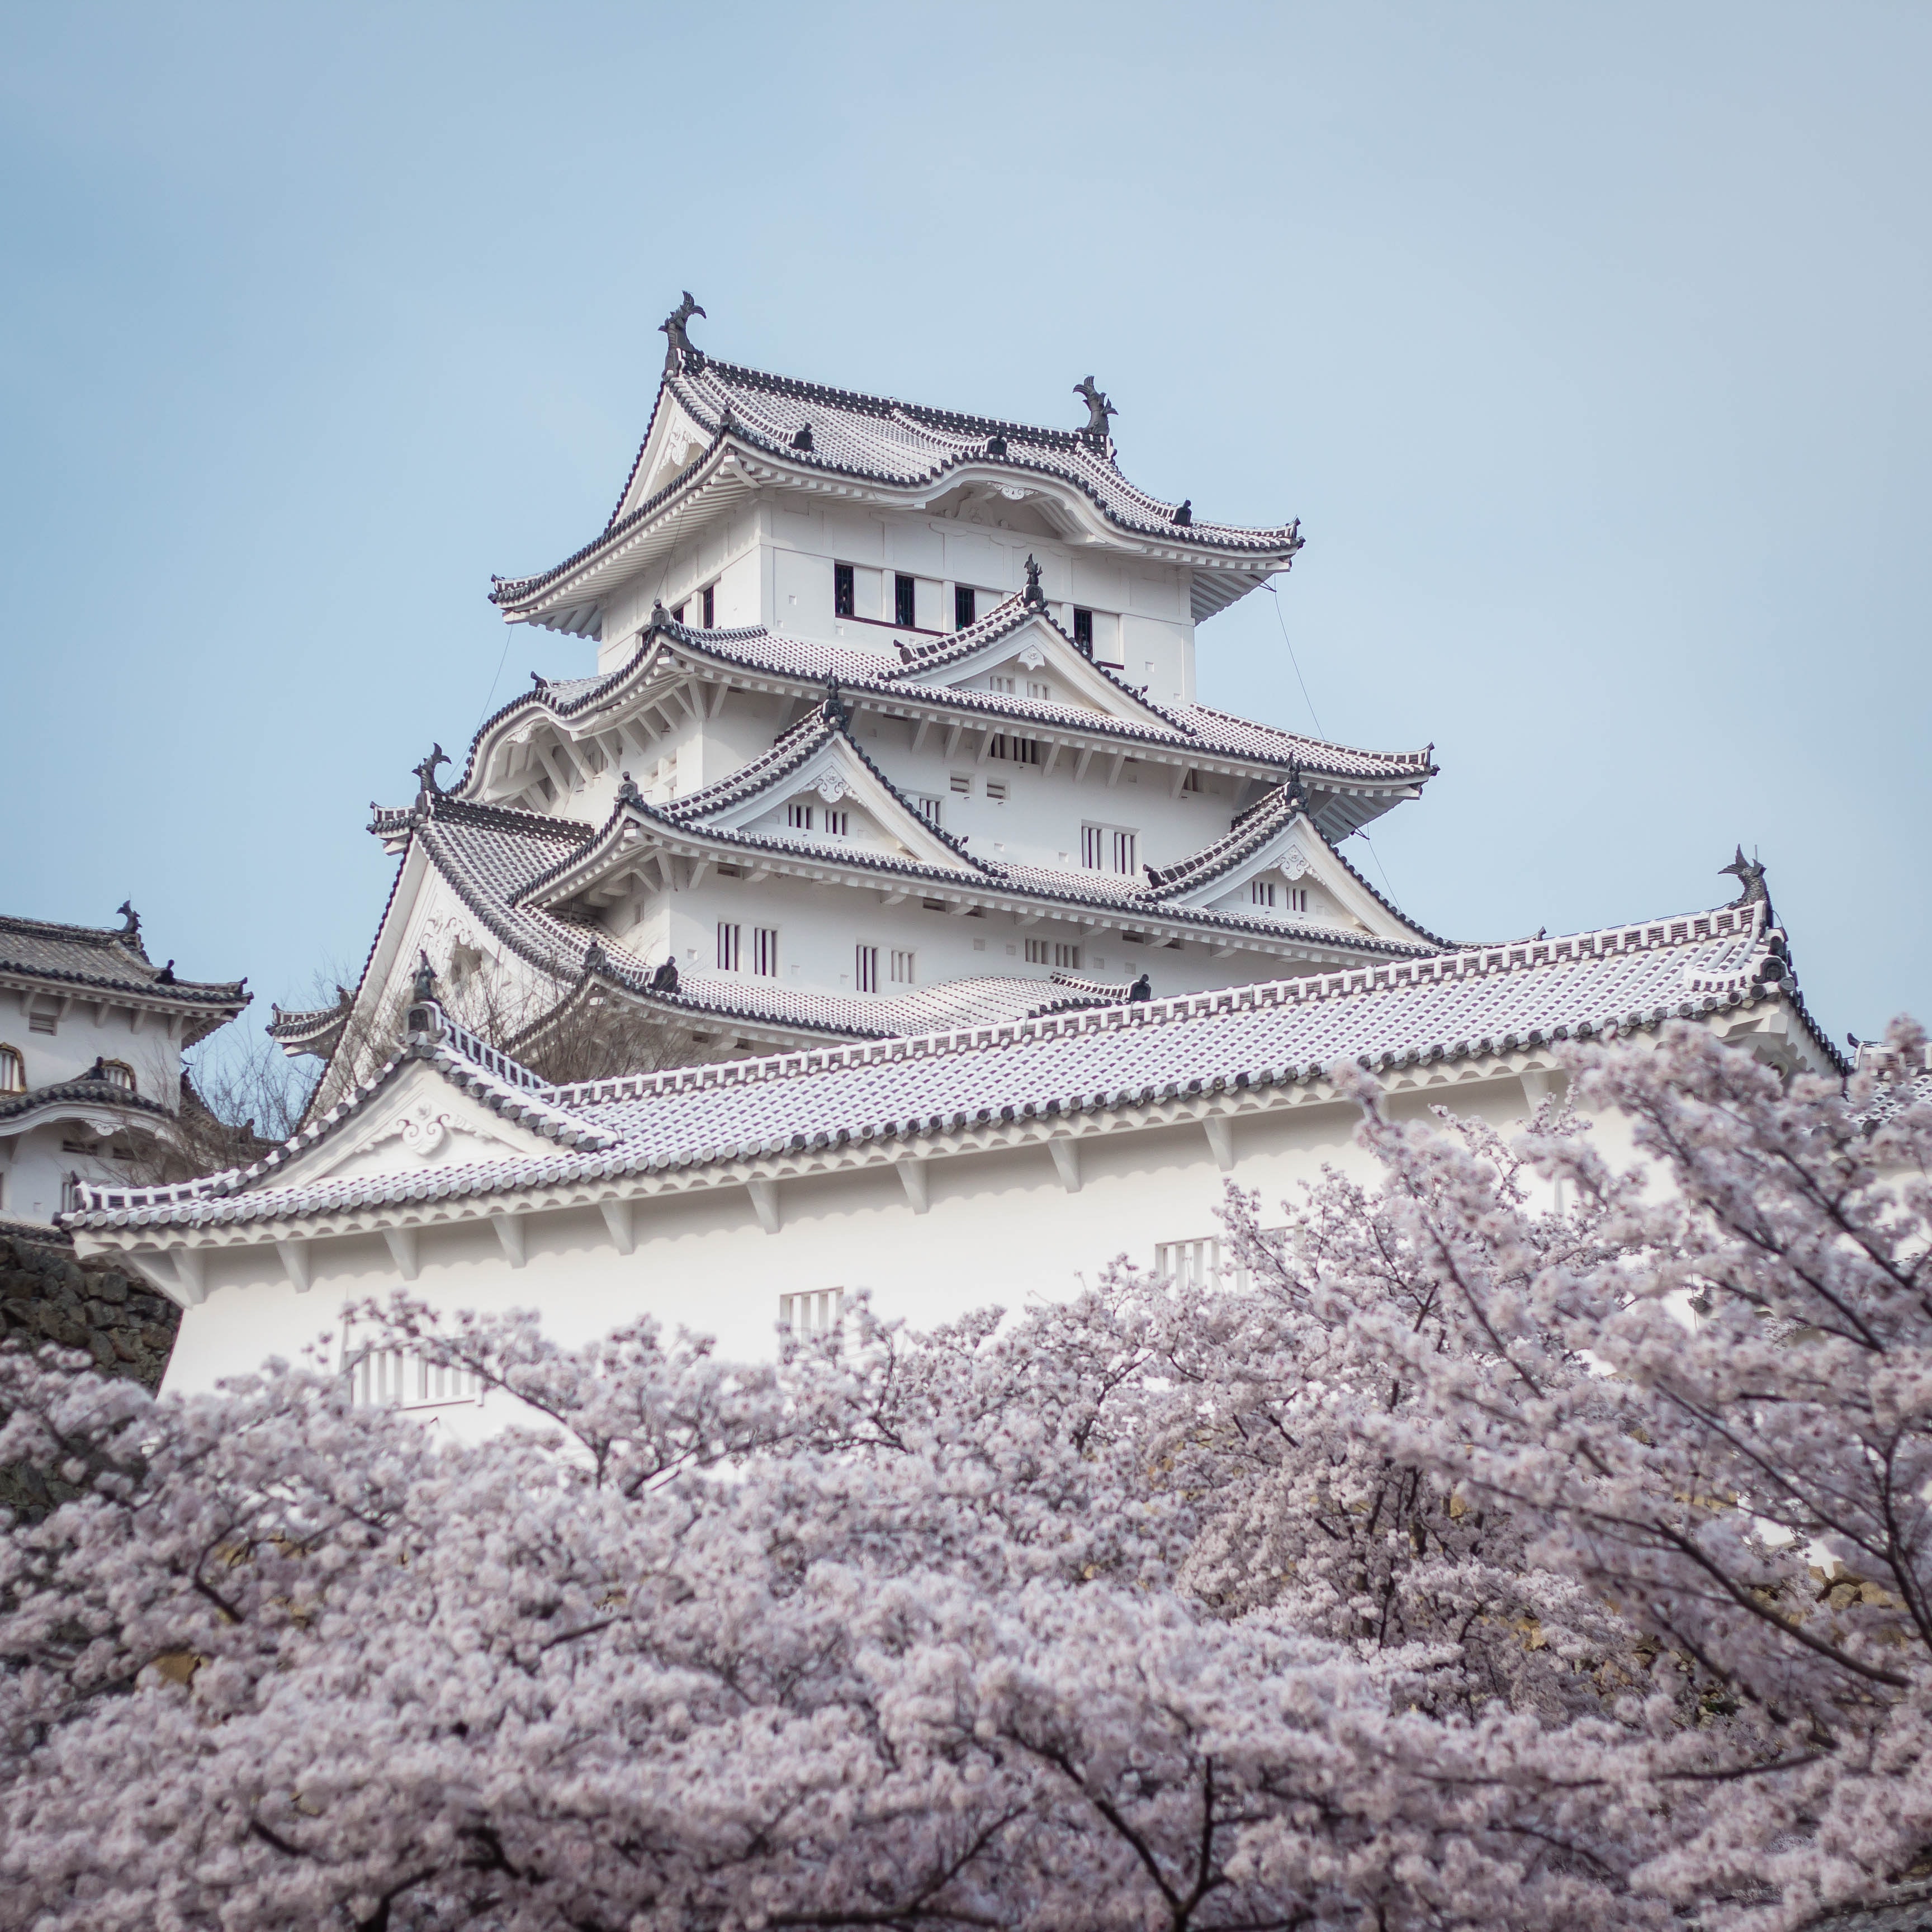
[
  {"x1": 453, "y1": 614, "x2": 1434, "y2": 807},
  {"x1": 72, "y1": 899, "x2": 1839, "y2": 1233},
  {"x1": 0, "y1": 914, "x2": 248, "y2": 1015},
  {"x1": 490, "y1": 356, "x2": 1304, "y2": 622}
]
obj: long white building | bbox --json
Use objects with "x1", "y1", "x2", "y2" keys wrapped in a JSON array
[{"x1": 63, "y1": 307, "x2": 1845, "y2": 1401}]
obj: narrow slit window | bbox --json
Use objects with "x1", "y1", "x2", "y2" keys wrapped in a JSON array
[
  {"x1": 1025, "y1": 937, "x2": 1050, "y2": 964},
  {"x1": 889, "y1": 949, "x2": 915, "y2": 984},
  {"x1": 824, "y1": 809, "x2": 849, "y2": 836},
  {"x1": 1112, "y1": 828, "x2": 1137, "y2": 874},
  {"x1": 701, "y1": 584, "x2": 716, "y2": 627},
  {"x1": 1054, "y1": 943, "x2": 1082, "y2": 969},
  {"x1": 1288, "y1": 886, "x2": 1309, "y2": 913},
  {"x1": 955, "y1": 584, "x2": 976, "y2": 629},
  {"x1": 787, "y1": 802, "x2": 813, "y2": 831},
  {"x1": 894, "y1": 573, "x2": 917, "y2": 628},
  {"x1": 915, "y1": 795, "x2": 942, "y2": 826},
  {"x1": 834, "y1": 564, "x2": 855, "y2": 618},
  {"x1": 716, "y1": 922, "x2": 741, "y2": 971},
  {"x1": 855, "y1": 944, "x2": 879, "y2": 993},
  {"x1": 753, "y1": 927, "x2": 779, "y2": 977},
  {"x1": 1251, "y1": 880, "x2": 1277, "y2": 908}
]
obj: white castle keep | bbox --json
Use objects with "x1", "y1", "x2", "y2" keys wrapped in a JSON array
[{"x1": 64, "y1": 306, "x2": 1843, "y2": 1400}]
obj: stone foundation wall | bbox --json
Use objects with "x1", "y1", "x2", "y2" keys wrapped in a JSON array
[{"x1": 1, "y1": 1227, "x2": 181, "y2": 1519}]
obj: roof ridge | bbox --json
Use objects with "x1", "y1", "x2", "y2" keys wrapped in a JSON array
[{"x1": 532, "y1": 899, "x2": 1782, "y2": 1115}]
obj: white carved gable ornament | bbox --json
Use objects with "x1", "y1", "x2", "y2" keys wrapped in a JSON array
[
  {"x1": 814, "y1": 773, "x2": 850, "y2": 803},
  {"x1": 1016, "y1": 643, "x2": 1046, "y2": 670},
  {"x1": 1281, "y1": 842, "x2": 1313, "y2": 881},
  {"x1": 368, "y1": 1101, "x2": 460, "y2": 1162}
]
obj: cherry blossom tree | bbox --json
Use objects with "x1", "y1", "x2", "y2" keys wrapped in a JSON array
[{"x1": 0, "y1": 1020, "x2": 1925, "y2": 1932}]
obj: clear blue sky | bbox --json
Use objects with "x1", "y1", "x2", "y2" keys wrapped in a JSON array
[{"x1": 3, "y1": 2, "x2": 1926, "y2": 1068}]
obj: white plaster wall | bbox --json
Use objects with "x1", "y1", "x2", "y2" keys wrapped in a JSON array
[{"x1": 152, "y1": 1069, "x2": 1623, "y2": 1400}]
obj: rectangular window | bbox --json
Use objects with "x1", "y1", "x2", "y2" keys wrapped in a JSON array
[
  {"x1": 984, "y1": 733, "x2": 1043, "y2": 764},
  {"x1": 824, "y1": 809, "x2": 849, "y2": 836},
  {"x1": 1289, "y1": 887, "x2": 1309, "y2": 913},
  {"x1": 787, "y1": 802, "x2": 813, "y2": 831},
  {"x1": 1025, "y1": 937, "x2": 1050, "y2": 964},
  {"x1": 1181, "y1": 769, "x2": 1201, "y2": 792},
  {"x1": 753, "y1": 927, "x2": 779, "y2": 977},
  {"x1": 716, "y1": 922, "x2": 741, "y2": 971},
  {"x1": 779, "y1": 1289, "x2": 843, "y2": 1338},
  {"x1": 671, "y1": 601, "x2": 686, "y2": 623},
  {"x1": 1251, "y1": 880, "x2": 1276, "y2": 908},
  {"x1": 855, "y1": 944, "x2": 879, "y2": 992},
  {"x1": 950, "y1": 774, "x2": 971, "y2": 796},
  {"x1": 1054, "y1": 942, "x2": 1082, "y2": 969},
  {"x1": 702, "y1": 584, "x2": 716, "y2": 628},
  {"x1": 894, "y1": 573, "x2": 917, "y2": 628},
  {"x1": 985, "y1": 780, "x2": 1007, "y2": 802},
  {"x1": 344, "y1": 1335, "x2": 484, "y2": 1410},
  {"x1": 1154, "y1": 1237, "x2": 1221, "y2": 1290},
  {"x1": 1027, "y1": 680, "x2": 1050, "y2": 700},
  {"x1": 955, "y1": 584, "x2": 976, "y2": 629},
  {"x1": 915, "y1": 794, "x2": 942, "y2": 826},
  {"x1": 1082, "y1": 823, "x2": 1137, "y2": 873},
  {"x1": 1073, "y1": 607, "x2": 1094, "y2": 655},
  {"x1": 889, "y1": 948, "x2": 915, "y2": 984},
  {"x1": 834, "y1": 563, "x2": 855, "y2": 618},
  {"x1": 989, "y1": 674, "x2": 1015, "y2": 694}
]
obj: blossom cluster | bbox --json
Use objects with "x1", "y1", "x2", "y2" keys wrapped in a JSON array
[{"x1": 1, "y1": 1021, "x2": 1927, "y2": 1932}]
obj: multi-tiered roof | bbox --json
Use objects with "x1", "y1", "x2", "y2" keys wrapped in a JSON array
[{"x1": 276, "y1": 316, "x2": 1452, "y2": 1098}]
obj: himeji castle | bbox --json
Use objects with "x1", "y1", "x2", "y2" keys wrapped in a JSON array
[
  {"x1": 270, "y1": 299, "x2": 1440, "y2": 1104},
  {"x1": 63, "y1": 302, "x2": 1845, "y2": 1400}
]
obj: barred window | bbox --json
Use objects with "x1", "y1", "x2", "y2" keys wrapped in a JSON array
[
  {"x1": 98, "y1": 1059, "x2": 136, "y2": 1093},
  {"x1": 1082, "y1": 823, "x2": 1137, "y2": 874},
  {"x1": 787, "y1": 802, "x2": 813, "y2": 831},
  {"x1": 753, "y1": 927, "x2": 779, "y2": 977},
  {"x1": 1251, "y1": 880, "x2": 1276, "y2": 908},
  {"x1": 834, "y1": 563, "x2": 855, "y2": 618},
  {"x1": 914, "y1": 794, "x2": 942, "y2": 827},
  {"x1": 1025, "y1": 937, "x2": 1050, "y2": 964},
  {"x1": 894, "y1": 573, "x2": 916, "y2": 628},
  {"x1": 0, "y1": 1045, "x2": 22, "y2": 1094},
  {"x1": 889, "y1": 949, "x2": 915, "y2": 984},
  {"x1": 1073, "y1": 607, "x2": 1094, "y2": 654},
  {"x1": 701, "y1": 584, "x2": 715, "y2": 627},
  {"x1": 716, "y1": 922, "x2": 741, "y2": 972},
  {"x1": 824, "y1": 809, "x2": 849, "y2": 836},
  {"x1": 780, "y1": 1289, "x2": 843, "y2": 1339},
  {"x1": 955, "y1": 584, "x2": 976, "y2": 629},
  {"x1": 1055, "y1": 943, "x2": 1082, "y2": 969},
  {"x1": 855, "y1": 945, "x2": 879, "y2": 993}
]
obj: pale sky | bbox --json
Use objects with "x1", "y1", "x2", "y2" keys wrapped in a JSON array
[{"x1": 3, "y1": 2, "x2": 1926, "y2": 1068}]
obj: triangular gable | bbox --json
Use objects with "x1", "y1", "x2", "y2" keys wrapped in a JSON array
[
  {"x1": 252, "y1": 1032, "x2": 599, "y2": 1198},
  {"x1": 893, "y1": 605, "x2": 1175, "y2": 732},
  {"x1": 610, "y1": 389, "x2": 718, "y2": 526},
  {"x1": 1152, "y1": 798, "x2": 1440, "y2": 948},
  {"x1": 692, "y1": 727, "x2": 978, "y2": 874}
]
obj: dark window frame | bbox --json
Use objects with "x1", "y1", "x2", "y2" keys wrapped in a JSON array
[
  {"x1": 702, "y1": 584, "x2": 715, "y2": 628},
  {"x1": 954, "y1": 584, "x2": 976, "y2": 631},
  {"x1": 834, "y1": 563, "x2": 855, "y2": 618},
  {"x1": 1073, "y1": 607, "x2": 1094, "y2": 655},
  {"x1": 894, "y1": 573, "x2": 917, "y2": 628}
]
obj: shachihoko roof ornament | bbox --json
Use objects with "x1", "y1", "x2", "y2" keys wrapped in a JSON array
[
  {"x1": 660, "y1": 291, "x2": 705, "y2": 377},
  {"x1": 1073, "y1": 376, "x2": 1116, "y2": 452}
]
